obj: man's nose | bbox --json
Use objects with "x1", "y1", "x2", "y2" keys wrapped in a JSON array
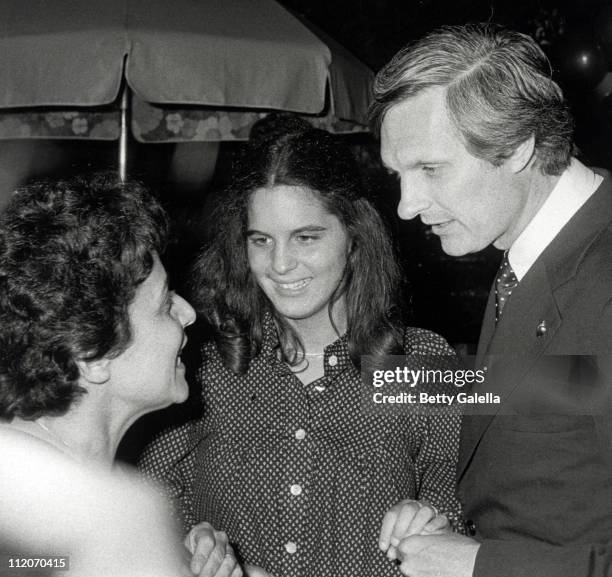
[{"x1": 397, "y1": 177, "x2": 432, "y2": 221}]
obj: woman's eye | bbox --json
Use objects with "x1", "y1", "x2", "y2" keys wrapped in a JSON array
[
  {"x1": 249, "y1": 236, "x2": 270, "y2": 247},
  {"x1": 296, "y1": 235, "x2": 319, "y2": 243},
  {"x1": 422, "y1": 165, "x2": 437, "y2": 175}
]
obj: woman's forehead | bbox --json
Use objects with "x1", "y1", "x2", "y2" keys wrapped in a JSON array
[{"x1": 247, "y1": 184, "x2": 335, "y2": 225}]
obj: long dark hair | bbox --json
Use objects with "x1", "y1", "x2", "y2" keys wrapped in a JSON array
[{"x1": 192, "y1": 115, "x2": 404, "y2": 374}]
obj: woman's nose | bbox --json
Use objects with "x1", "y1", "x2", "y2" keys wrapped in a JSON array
[
  {"x1": 174, "y1": 293, "x2": 196, "y2": 327},
  {"x1": 271, "y1": 243, "x2": 298, "y2": 275}
]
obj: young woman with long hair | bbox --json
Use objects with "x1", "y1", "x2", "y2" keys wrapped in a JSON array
[{"x1": 140, "y1": 116, "x2": 462, "y2": 577}]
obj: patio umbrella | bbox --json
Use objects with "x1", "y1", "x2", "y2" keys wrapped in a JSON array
[{"x1": 0, "y1": 0, "x2": 373, "y2": 180}]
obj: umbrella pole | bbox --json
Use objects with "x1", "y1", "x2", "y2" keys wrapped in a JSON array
[{"x1": 119, "y1": 87, "x2": 129, "y2": 182}]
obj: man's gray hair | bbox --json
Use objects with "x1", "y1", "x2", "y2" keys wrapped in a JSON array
[{"x1": 370, "y1": 23, "x2": 574, "y2": 175}]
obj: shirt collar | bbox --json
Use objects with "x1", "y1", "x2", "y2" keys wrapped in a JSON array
[
  {"x1": 508, "y1": 158, "x2": 603, "y2": 281},
  {"x1": 260, "y1": 311, "x2": 350, "y2": 375}
]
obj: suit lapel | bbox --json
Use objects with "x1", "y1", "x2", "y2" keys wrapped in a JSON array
[
  {"x1": 458, "y1": 260, "x2": 562, "y2": 479},
  {"x1": 459, "y1": 177, "x2": 612, "y2": 481},
  {"x1": 475, "y1": 281, "x2": 496, "y2": 365}
]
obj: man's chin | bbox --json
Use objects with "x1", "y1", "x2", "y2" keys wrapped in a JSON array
[
  {"x1": 167, "y1": 379, "x2": 190, "y2": 405},
  {"x1": 439, "y1": 238, "x2": 470, "y2": 257},
  {"x1": 175, "y1": 381, "x2": 190, "y2": 404},
  {"x1": 438, "y1": 234, "x2": 487, "y2": 257}
]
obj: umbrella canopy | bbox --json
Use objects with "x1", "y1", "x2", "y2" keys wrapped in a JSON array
[{"x1": 0, "y1": 0, "x2": 373, "y2": 143}]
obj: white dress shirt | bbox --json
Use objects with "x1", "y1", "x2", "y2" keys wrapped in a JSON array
[{"x1": 509, "y1": 159, "x2": 603, "y2": 281}]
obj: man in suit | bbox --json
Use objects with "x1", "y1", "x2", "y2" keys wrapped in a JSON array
[{"x1": 370, "y1": 23, "x2": 612, "y2": 577}]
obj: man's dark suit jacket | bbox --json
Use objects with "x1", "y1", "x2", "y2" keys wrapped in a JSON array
[{"x1": 458, "y1": 174, "x2": 612, "y2": 577}]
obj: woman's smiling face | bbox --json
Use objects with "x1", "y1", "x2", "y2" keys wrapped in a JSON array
[
  {"x1": 107, "y1": 254, "x2": 196, "y2": 412},
  {"x1": 246, "y1": 185, "x2": 350, "y2": 326}
]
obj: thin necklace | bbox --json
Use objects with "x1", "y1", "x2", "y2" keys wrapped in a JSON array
[
  {"x1": 304, "y1": 352, "x2": 325, "y2": 357},
  {"x1": 35, "y1": 419, "x2": 73, "y2": 451}
]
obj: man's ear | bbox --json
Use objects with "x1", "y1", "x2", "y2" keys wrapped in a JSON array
[
  {"x1": 507, "y1": 135, "x2": 536, "y2": 174},
  {"x1": 76, "y1": 357, "x2": 111, "y2": 385}
]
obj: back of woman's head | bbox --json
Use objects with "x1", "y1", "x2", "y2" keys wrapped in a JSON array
[
  {"x1": 192, "y1": 114, "x2": 404, "y2": 373},
  {"x1": 0, "y1": 173, "x2": 168, "y2": 420}
]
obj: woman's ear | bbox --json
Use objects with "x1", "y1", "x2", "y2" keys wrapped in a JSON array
[{"x1": 76, "y1": 357, "x2": 111, "y2": 385}]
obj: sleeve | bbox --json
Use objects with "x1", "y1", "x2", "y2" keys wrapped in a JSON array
[
  {"x1": 138, "y1": 419, "x2": 205, "y2": 533},
  {"x1": 413, "y1": 411, "x2": 465, "y2": 534},
  {"x1": 405, "y1": 328, "x2": 466, "y2": 533},
  {"x1": 475, "y1": 540, "x2": 612, "y2": 577}
]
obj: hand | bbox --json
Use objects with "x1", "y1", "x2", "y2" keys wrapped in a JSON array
[
  {"x1": 379, "y1": 500, "x2": 450, "y2": 561},
  {"x1": 185, "y1": 521, "x2": 242, "y2": 577},
  {"x1": 396, "y1": 533, "x2": 480, "y2": 577},
  {"x1": 244, "y1": 565, "x2": 275, "y2": 577}
]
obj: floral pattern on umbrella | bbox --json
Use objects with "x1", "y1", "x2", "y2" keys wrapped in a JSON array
[{"x1": 0, "y1": 102, "x2": 367, "y2": 143}]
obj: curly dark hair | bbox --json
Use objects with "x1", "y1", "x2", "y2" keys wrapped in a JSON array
[
  {"x1": 0, "y1": 173, "x2": 168, "y2": 420},
  {"x1": 370, "y1": 23, "x2": 574, "y2": 176},
  {"x1": 192, "y1": 115, "x2": 404, "y2": 374}
]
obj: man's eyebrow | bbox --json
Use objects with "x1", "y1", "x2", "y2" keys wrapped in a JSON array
[{"x1": 390, "y1": 159, "x2": 448, "y2": 170}]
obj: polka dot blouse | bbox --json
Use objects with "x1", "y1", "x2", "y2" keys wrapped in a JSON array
[{"x1": 139, "y1": 319, "x2": 463, "y2": 577}]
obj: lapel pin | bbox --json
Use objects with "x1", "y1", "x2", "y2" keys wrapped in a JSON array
[{"x1": 536, "y1": 320, "x2": 547, "y2": 337}]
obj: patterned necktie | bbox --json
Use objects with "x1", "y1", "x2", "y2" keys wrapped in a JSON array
[{"x1": 495, "y1": 251, "x2": 518, "y2": 322}]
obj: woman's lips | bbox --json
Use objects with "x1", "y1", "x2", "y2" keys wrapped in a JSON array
[
  {"x1": 273, "y1": 277, "x2": 313, "y2": 292},
  {"x1": 176, "y1": 338, "x2": 188, "y2": 367}
]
